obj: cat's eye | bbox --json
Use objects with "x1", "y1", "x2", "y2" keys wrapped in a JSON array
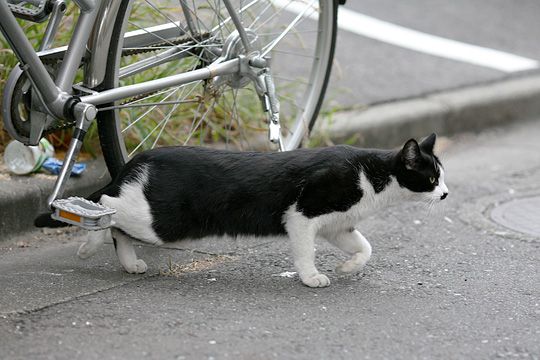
[{"x1": 429, "y1": 177, "x2": 436, "y2": 184}]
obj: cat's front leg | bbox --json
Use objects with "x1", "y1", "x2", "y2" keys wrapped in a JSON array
[
  {"x1": 285, "y1": 215, "x2": 330, "y2": 288},
  {"x1": 111, "y1": 228, "x2": 148, "y2": 274},
  {"x1": 327, "y1": 229, "x2": 372, "y2": 274}
]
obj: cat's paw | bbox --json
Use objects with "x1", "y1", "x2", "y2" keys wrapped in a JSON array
[
  {"x1": 124, "y1": 259, "x2": 148, "y2": 274},
  {"x1": 301, "y1": 273, "x2": 331, "y2": 288},
  {"x1": 77, "y1": 241, "x2": 99, "y2": 259},
  {"x1": 336, "y1": 252, "x2": 370, "y2": 274}
]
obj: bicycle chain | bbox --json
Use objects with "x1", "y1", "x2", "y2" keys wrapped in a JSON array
[
  {"x1": 121, "y1": 32, "x2": 210, "y2": 57},
  {"x1": 40, "y1": 33, "x2": 210, "y2": 65},
  {"x1": 118, "y1": 33, "x2": 211, "y2": 107},
  {"x1": 35, "y1": 32, "x2": 211, "y2": 132}
]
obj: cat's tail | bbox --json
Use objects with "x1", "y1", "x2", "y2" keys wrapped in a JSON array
[{"x1": 34, "y1": 182, "x2": 118, "y2": 228}]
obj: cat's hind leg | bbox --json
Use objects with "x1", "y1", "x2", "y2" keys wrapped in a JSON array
[
  {"x1": 77, "y1": 229, "x2": 108, "y2": 259},
  {"x1": 326, "y1": 228, "x2": 372, "y2": 274},
  {"x1": 285, "y1": 215, "x2": 330, "y2": 288},
  {"x1": 111, "y1": 228, "x2": 147, "y2": 274}
]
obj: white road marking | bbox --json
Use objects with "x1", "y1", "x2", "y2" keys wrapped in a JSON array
[{"x1": 272, "y1": 0, "x2": 539, "y2": 72}]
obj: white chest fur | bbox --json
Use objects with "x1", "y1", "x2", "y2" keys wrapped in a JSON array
[{"x1": 286, "y1": 171, "x2": 407, "y2": 235}]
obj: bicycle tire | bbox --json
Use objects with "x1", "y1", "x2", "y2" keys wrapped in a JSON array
[{"x1": 96, "y1": 0, "x2": 338, "y2": 178}]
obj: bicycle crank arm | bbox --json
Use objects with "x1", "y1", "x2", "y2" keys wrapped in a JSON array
[{"x1": 47, "y1": 102, "x2": 97, "y2": 208}]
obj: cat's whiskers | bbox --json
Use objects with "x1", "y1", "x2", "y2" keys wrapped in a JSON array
[
  {"x1": 429, "y1": 199, "x2": 437, "y2": 214},
  {"x1": 420, "y1": 195, "x2": 438, "y2": 215}
]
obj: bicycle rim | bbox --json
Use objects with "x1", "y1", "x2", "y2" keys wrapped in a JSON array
[{"x1": 96, "y1": 0, "x2": 337, "y2": 177}]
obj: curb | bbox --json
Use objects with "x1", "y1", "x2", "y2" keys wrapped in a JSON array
[
  {"x1": 0, "y1": 160, "x2": 110, "y2": 239},
  {"x1": 316, "y1": 74, "x2": 540, "y2": 148}
]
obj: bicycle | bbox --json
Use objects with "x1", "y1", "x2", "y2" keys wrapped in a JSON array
[{"x1": 1, "y1": 0, "x2": 343, "y2": 229}]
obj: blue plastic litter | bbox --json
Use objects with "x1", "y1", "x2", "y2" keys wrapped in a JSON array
[{"x1": 41, "y1": 157, "x2": 87, "y2": 176}]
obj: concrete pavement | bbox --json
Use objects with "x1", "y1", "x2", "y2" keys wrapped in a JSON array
[{"x1": 0, "y1": 119, "x2": 539, "y2": 359}]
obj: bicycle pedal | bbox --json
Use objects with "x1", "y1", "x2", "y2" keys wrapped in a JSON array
[{"x1": 51, "y1": 197, "x2": 116, "y2": 230}]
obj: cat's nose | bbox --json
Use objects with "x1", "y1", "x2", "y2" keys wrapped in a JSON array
[{"x1": 440, "y1": 192, "x2": 448, "y2": 200}]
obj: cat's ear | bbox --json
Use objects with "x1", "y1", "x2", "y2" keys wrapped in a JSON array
[
  {"x1": 420, "y1": 133, "x2": 436, "y2": 154},
  {"x1": 402, "y1": 139, "x2": 421, "y2": 170}
]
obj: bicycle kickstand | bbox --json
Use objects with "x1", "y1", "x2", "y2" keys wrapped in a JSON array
[
  {"x1": 246, "y1": 54, "x2": 284, "y2": 151},
  {"x1": 261, "y1": 71, "x2": 284, "y2": 151},
  {"x1": 46, "y1": 102, "x2": 116, "y2": 230}
]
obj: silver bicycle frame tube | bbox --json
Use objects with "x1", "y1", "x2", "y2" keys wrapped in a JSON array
[
  {"x1": 80, "y1": 58, "x2": 240, "y2": 105},
  {"x1": 81, "y1": 0, "x2": 253, "y2": 106},
  {"x1": 55, "y1": 0, "x2": 101, "y2": 91},
  {"x1": 222, "y1": 0, "x2": 252, "y2": 53}
]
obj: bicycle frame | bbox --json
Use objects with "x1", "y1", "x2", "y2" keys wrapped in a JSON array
[
  {"x1": 0, "y1": 0, "x2": 262, "y2": 207},
  {"x1": 0, "y1": 0, "x2": 246, "y2": 118}
]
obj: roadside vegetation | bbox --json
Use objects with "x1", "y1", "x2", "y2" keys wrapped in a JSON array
[
  {"x1": 1, "y1": 4, "x2": 334, "y2": 156},
  {"x1": 0, "y1": 4, "x2": 269, "y2": 155}
]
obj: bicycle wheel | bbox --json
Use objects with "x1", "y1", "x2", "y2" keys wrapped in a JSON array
[{"x1": 96, "y1": 0, "x2": 338, "y2": 177}]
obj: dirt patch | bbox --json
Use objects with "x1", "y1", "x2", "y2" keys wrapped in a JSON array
[{"x1": 160, "y1": 254, "x2": 236, "y2": 278}]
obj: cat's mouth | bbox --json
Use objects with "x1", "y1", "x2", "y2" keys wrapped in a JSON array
[{"x1": 421, "y1": 188, "x2": 449, "y2": 203}]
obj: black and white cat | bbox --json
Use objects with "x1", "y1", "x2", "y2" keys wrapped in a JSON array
[{"x1": 77, "y1": 133, "x2": 448, "y2": 287}]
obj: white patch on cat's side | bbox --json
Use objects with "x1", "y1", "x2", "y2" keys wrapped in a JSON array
[{"x1": 100, "y1": 166, "x2": 163, "y2": 246}]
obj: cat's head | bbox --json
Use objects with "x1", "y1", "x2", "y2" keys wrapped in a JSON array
[{"x1": 394, "y1": 133, "x2": 449, "y2": 202}]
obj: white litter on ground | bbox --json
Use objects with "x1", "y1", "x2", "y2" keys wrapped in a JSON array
[{"x1": 272, "y1": 271, "x2": 297, "y2": 278}]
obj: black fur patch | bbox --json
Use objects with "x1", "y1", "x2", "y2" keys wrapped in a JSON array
[
  {"x1": 120, "y1": 146, "x2": 392, "y2": 241},
  {"x1": 96, "y1": 137, "x2": 441, "y2": 242}
]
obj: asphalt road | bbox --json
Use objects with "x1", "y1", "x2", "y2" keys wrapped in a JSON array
[
  {"x1": 1, "y1": 120, "x2": 539, "y2": 359},
  {"x1": 326, "y1": 0, "x2": 540, "y2": 107}
]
